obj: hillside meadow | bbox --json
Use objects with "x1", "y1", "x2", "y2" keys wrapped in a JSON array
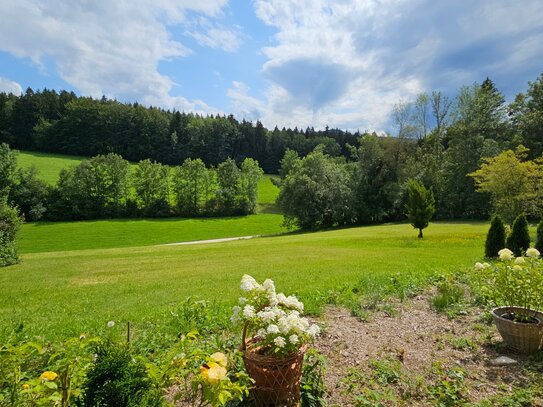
[{"x1": 2, "y1": 222, "x2": 489, "y2": 341}]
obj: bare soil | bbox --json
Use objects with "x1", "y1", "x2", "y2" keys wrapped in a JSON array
[{"x1": 315, "y1": 293, "x2": 543, "y2": 406}]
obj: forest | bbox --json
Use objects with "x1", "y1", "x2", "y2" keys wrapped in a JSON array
[{"x1": 1, "y1": 73, "x2": 543, "y2": 226}]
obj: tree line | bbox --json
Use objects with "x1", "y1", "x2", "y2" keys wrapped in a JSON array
[
  {"x1": 0, "y1": 144, "x2": 263, "y2": 221},
  {"x1": 275, "y1": 74, "x2": 543, "y2": 229},
  {"x1": 1, "y1": 72, "x2": 543, "y2": 228},
  {"x1": 0, "y1": 89, "x2": 357, "y2": 173}
]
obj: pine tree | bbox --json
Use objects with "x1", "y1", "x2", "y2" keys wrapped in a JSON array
[
  {"x1": 485, "y1": 215, "x2": 506, "y2": 258},
  {"x1": 506, "y1": 214, "x2": 531, "y2": 256},
  {"x1": 535, "y1": 219, "x2": 543, "y2": 253},
  {"x1": 405, "y1": 179, "x2": 435, "y2": 238}
]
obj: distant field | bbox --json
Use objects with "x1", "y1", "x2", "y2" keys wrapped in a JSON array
[
  {"x1": 1, "y1": 222, "x2": 488, "y2": 340},
  {"x1": 17, "y1": 150, "x2": 86, "y2": 183},
  {"x1": 16, "y1": 151, "x2": 283, "y2": 252}
]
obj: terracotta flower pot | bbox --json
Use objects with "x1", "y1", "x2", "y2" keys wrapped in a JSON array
[{"x1": 491, "y1": 306, "x2": 543, "y2": 354}]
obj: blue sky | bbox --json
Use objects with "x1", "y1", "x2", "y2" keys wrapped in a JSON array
[{"x1": 0, "y1": 0, "x2": 542, "y2": 133}]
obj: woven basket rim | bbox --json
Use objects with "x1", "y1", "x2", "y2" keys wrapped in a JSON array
[
  {"x1": 243, "y1": 340, "x2": 306, "y2": 364},
  {"x1": 491, "y1": 306, "x2": 543, "y2": 325}
]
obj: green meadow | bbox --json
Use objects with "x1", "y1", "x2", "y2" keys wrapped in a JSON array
[
  {"x1": 5, "y1": 151, "x2": 492, "y2": 345},
  {"x1": 1, "y1": 222, "x2": 488, "y2": 340}
]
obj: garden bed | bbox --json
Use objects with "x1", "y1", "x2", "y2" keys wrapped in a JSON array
[{"x1": 315, "y1": 292, "x2": 543, "y2": 406}]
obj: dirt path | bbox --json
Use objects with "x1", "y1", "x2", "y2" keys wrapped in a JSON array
[{"x1": 160, "y1": 235, "x2": 258, "y2": 246}]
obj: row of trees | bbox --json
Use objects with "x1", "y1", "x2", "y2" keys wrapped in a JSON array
[
  {"x1": 1, "y1": 144, "x2": 263, "y2": 221},
  {"x1": 274, "y1": 137, "x2": 543, "y2": 231},
  {"x1": 0, "y1": 89, "x2": 357, "y2": 173}
]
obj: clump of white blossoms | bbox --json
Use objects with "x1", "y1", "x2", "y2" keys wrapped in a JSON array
[
  {"x1": 232, "y1": 274, "x2": 320, "y2": 356},
  {"x1": 474, "y1": 247, "x2": 543, "y2": 321}
]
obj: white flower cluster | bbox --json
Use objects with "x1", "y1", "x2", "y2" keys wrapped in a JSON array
[{"x1": 232, "y1": 274, "x2": 320, "y2": 354}]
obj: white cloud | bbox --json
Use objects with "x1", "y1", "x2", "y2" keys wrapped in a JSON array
[
  {"x1": 0, "y1": 0, "x2": 231, "y2": 113},
  {"x1": 185, "y1": 18, "x2": 244, "y2": 52},
  {"x1": 242, "y1": 0, "x2": 543, "y2": 131},
  {"x1": 0, "y1": 77, "x2": 23, "y2": 95}
]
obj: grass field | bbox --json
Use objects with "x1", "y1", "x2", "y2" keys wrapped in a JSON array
[
  {"x1": 1, "y1": 222, "x2": 489, "y2": 340},
  {"x1": 17, "y1": 150, "x2": 87, "y2": 183},
  {"x1": 18, "y1": 215, "x2": 287, "y2": 254}
]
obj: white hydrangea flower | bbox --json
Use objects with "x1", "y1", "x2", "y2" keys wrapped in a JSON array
[
  {"x1": 289, "y1": 334, "x2": 299, "y2": 344},
  {"x1": 274, "y1": 336, "x2": 286, "y2": 348},
  {"x1": 307, "y1": 324, "x2": 320, "y2": 337},
  {"x1": 498, "y1": 248, "x2": 514, "y2": 261},
  {"x1": 514, "y1": 257, "x2": 526, "y2": 265},
  {"x1": 526, "y1": 248, "x2": 541, "y2": 258},
  {"x1": 276, "y1": 293, "x2": 287, "y2": 303},
  {"x1": 238, "y1": 297, "x2": 247, "y2": 304},
  {"x1": 267, "y1": 324, "x2": 280, "y2": 334},
  {"x1": 257, "y1": 328, "x2": 267, "y2": 338},
  {"x1": 483, "y1": 262, "x2": 491, "y2": 268},
  {"x1": 243, "y1": 305, "x2": 255, "y2": 319},
  {"x1": 240, "y1": 274, "x2": 260, "y2": 292},
  {"x1": 474, "y1": 262, "x2": 485, "y2": 270},
  {"x1": 257, "y1": 309, "x2": 277, "y2": 323},
  {"x1": 263, "y1": 279, "x2": 275, "y2": 292}
]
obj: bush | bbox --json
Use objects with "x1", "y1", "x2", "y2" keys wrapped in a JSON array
[
  {"x1": 82, "y1": 341, "x2": 163, "y2": 407},
  {"x1": 506, "y1": 214, "x2": 530, "y2": 256},
  {"x1": 485, "y1": 215, "x2": 506, "y2": 258},
  {"x1": 536, "y1": 220, "x2": 543, "y2": 254},
  {"x1": 0, "y1": 199, "x2": 23, "y2": 267}
]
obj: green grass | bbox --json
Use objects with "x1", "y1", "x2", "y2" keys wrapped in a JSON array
[
  {"x1": 17, "y1": 151, "x2": 86, "y2": 183},
  {"x1": 1, "y1": 222, "x2": 488, "y2": 340},
  {"x1": 18, "y1": 214, "x2": 287, "y2": 254}
]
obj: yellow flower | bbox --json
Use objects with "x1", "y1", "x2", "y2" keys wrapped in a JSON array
[
  {"x1": 200, "y1": 362, "x2": 227, "y2": 384},
  {"x1": 22, "y1": 383, "x2": 30, "y2": 390},
  {"x1": 210, "y1": 352, "x2": 228, "y2": 368},
  {"x1": 40, "y1": 371, "x2": 58, "y2": 382}
]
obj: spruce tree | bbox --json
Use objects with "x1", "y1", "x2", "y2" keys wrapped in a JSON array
[
  {"x1": 485, "y1": 215, "x2": 506, "y2": 258},
  {"x1": 405, "y1": 179, "x2": 435, "y2": 238},
  {"x1": 506, "y1": 214, "x2": 530, "y2": 256},
  {"x1": 535, "y1": 219, "x2": 543, "y2": 253}
]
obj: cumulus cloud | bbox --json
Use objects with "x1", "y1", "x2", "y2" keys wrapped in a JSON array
[
  {"x1": 241, "y1": 0, "x2": 543, "y2": 131},
  {"x1": 0, "y1": 77, "x2": 23, "y2": 95},
  {"x1": 0, "y1": 0, "x2": 236, "y2": 113}
]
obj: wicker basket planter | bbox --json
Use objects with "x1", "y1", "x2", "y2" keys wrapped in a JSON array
[
  {"x1": 491, "y1": 306, "x2": 543, "y2": 354},
  {"x1": 242, "y1": 346, "x2": 304, "y2": 407}
]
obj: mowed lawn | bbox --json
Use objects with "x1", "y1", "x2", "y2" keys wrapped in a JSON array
[{"x1": 1, "y1": 222, "x2": 488, "y2": 340}]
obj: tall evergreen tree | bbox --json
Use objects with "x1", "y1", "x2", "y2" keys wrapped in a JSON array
[
  {"x1": 485, "y1": 215, "x2": 506, "y2": 258},
  {"x1": 506, "y1": 214, "x2": 531, "y2": 256},
  {"x1": 405, "y1": 179, "x2": 435, "y2": 238}
]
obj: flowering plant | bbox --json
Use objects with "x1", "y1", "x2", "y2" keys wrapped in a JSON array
[
  {"x1": 474, "y1": 247, "x2": 543, "y2": 322},
  {"x1": 231, "y1": 275, "x2": 320, "y2": 356}
]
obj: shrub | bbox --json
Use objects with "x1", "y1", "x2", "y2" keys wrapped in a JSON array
[
  {"x1": 0, "y1": 198, "x2": 23, "y2": 267},
  {"x1": 81, "y1": 341, "x2": 163, "y2": 407},
  {"x1": 535, "y1": 219, "x2": 543, "y2": 253},
  {"x1": 485, "y1": 215, "x2": 506, "y2": 258},
  {"x1": 506, "y1": 214, "x2": 530, "y2": 256}
]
